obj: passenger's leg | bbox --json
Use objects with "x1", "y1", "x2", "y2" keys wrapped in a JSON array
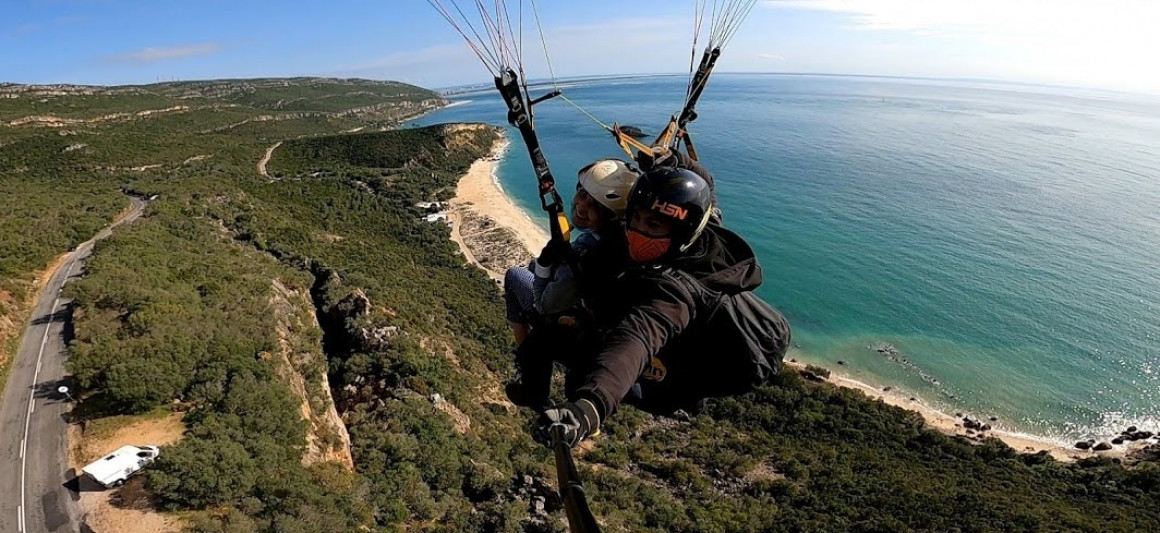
[
  {"x1": 503, "y1": 266, "x2": 537, "y2": 347},
  {"x1": 507, "y1": 324, "x2": 575, "y2": 409}
]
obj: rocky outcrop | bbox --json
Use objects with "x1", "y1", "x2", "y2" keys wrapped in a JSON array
[
  {"x1": 8, "y1": 105, "x2": 192, "y2": 127},
  {"x1": 1127, "y1": 443, "x2": 1160, "y2": 463},
  {"x1": 270, "y1": 279, "x2": 354, "y2": 469},
  {"x1": 455, "y1": 209, "x2": 533, "y2": 274}
]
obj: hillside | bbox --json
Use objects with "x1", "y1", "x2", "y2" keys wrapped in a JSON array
[
  {"x1": 1, "y1": 78, "x2": 1158, "y2": 533},
  {"x1": 0, "y1": 78, "x2": 445, "y2": 378}
]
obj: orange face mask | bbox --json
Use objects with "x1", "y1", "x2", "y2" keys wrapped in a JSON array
[{"x1": 626, "y1": 229, "x2": 671, "y2": 263}]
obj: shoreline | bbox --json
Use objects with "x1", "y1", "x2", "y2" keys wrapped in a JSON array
[
  {"x1": 444, "y1": 137, "x2": 1153, "y2": 463},
  {"x1": 788, "y1": 359, "x2": 1158, "y2": 462},
  {"x1": 449, "y1": 137, "x2": 549, "y2": 281},
  {"x1": 787, "y1": 361, "x2": 1082, "y2": 461}
]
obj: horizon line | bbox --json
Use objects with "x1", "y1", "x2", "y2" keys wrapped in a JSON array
[{"x1": 3, "y1": 72, "x2": 1157, "y2": 99}]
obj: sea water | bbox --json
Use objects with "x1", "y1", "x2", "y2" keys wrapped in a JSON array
[{"x1": 417, "y1": 74, "x2": 1160, "y2": 443}]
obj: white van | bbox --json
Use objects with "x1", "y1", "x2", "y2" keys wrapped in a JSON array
[{"x1": 81, "y1": 445, "x2": 161, "y2": 488}]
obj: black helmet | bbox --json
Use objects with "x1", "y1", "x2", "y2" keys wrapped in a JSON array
[{"x1": 625, "y1": 167, "x2": 714, "y2": 261}]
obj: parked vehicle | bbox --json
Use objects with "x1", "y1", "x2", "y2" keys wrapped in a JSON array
[{"x1": 81, "y1": 445, "x2": 160, "y2": 488}]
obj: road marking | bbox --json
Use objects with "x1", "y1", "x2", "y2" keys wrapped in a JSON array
[
  {"x1": 18, "y1": 504, "x2": 24, "y2": 532},
  {"x1": 19, "y1": 259, "x2": 75, "y2": 533}
]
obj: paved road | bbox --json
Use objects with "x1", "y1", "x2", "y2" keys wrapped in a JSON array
[{"x1": 0, "y1": 198, "x2": 146, "y2": 533}]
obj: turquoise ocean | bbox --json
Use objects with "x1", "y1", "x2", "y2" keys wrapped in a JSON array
[{"x1": 417, "y1": 74, "x2": 1160, "y2": 443}]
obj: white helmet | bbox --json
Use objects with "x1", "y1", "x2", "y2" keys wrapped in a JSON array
[{"x1": 577, "y1": 159, "x2": 640, "y2": 216}]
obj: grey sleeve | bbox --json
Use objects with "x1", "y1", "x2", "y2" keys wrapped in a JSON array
[{"x1": 533, "y1": 261, "x2": 582, "y2": 316}]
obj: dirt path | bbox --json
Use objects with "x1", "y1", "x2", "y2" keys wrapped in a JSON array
[
  {"x1": 448, "y1": 210, "x2": 502, "y2": 282},
  {"x1": 257, "y1": 141, "x2": 282, "y2": 177}
]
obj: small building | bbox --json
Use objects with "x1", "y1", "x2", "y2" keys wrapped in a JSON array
[{"x1": 424, "y1": 213, "x2": 449, "y2": 223}]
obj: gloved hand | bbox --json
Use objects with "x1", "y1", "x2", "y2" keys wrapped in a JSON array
[
  {"x1": 535, "y1": 238, "x2": 572, "y2": 268},
  {"x1": 634, "y1": 146, "x2": 677, "y2": 172},
  {"x1": 534, "y1": 399, "x2": 600, "y2": 448}
]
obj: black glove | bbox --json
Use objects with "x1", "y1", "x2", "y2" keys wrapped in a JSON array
[
  {"x1": 535, "y1": 238, "x2": 572, "y2": 268},
  {"x1": 634, "y1": 146, "x2": 676, "y2": 172},
  {"x1": 534, "y1": 399, "x2": 600, "y2": 448}
]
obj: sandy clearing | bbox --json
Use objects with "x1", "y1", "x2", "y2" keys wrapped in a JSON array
[{"x1": 70, "y1": 412, "x2": 186, "y2": 533}]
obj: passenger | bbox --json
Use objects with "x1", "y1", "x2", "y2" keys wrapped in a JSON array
[
  {"x1": 502, "y1": 159, "x2": 639, "y2": 406},
  {"x1": 535, "y1": 167, "x2": 790, "y2": 447}
]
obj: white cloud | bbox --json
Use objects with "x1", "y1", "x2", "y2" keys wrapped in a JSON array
[
  {"x1": 389, "y1": 17, "x2": 692, "y2": 87},
  {"x1": 759, "y1": 53, "x2": 785, "y2": 61},
  {"x1": 104, "y1": 42, "x2": 220, "y2": 64},
  {"x1": 762, "y1": 0, "x2": 1156, "y2": 36},
  {"x1": 334, "y1": 45, "x2": 471, "y2": 73},
  {"x1": 761, "y1": 0, "x2": 1160, "y2": 92},
  {"x1": 11, "y1": 24, "x2": 41, "y2": 37},
  {"x1": 327, "y1": 44, "x2": 482, "y2": 87}
]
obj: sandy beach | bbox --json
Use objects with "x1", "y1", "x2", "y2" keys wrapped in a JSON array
[
  {"x1": 446, "y1": 140, "x2": 1152, "y2": 463},
  {"x1": 449, "y1": 138, "x2": 549, "y2": 281}
]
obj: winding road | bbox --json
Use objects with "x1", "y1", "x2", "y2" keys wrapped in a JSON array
[{"x1": 0, "y1": 197, "x2": 147, "y2": 533}]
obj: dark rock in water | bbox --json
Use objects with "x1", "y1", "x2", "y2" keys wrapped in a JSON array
[
  {"x1": 883, "y1": 386, "x2": 893, "y2": 392},
  {"x1": 1112, "y1": 437, "x2": 1125, "y2": 445},
  {"x1": 1136, "y1": 431, "x2": 1154, "y2": 440},
  {"x1": 989, "y1": 416, "x2": 998, "y2": 422},
  {"x1": 1127, "y1": 426, "x2": 1138, "y2": 433},
  {"x1": 980, "y1": 424, "x2": 992, "y2": 432},
  {"x1": 1094, "y1": 442, "x2": 1113, "y2": 451},
  {"x1": 789, "y1": 358, "x2": 797, "y2": 363},
  {"x1": 837, "y1": 360, "x2": 847, "y2": 366},
  {"x1": 875, "y1": 343, "x2": 899, "y2": 356},
  {"x1": 1075, "y1": 441, "x2": 1092, "y2": 450},
  {"x1": 955, "y1": 413, "x2": 963, "y2": 418},
  {"x1": 619, "y1": 125, "x2": 648, "y2": 138}
]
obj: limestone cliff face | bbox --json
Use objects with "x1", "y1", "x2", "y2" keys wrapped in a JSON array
[
  {"x1": 441, "y1": 123, "x2": 498, "y2": 151},
  {"x1": 270, "y1": 279, "x2": 354, "y2": 469}
]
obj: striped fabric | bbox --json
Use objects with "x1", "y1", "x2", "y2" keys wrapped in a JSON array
[{"x1": 503, "y1": 265, "x2": 537, "y2": 324}]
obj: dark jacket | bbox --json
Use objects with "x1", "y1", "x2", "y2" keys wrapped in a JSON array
[{"x1": 574, "y1": 223, "x2": 781, "y2": 420}]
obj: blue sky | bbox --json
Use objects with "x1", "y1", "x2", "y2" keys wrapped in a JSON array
[{"x1": 3, "y1": 1, "x2": 1158, "y2": 93}]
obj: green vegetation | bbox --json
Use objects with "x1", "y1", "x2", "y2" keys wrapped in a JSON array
[
  {"x1": 0, "y1": 78, "x2": 439, "y2": 122},
  {"x1": 1, "y1": 79, "x2": 1156, "y2": 532}
]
